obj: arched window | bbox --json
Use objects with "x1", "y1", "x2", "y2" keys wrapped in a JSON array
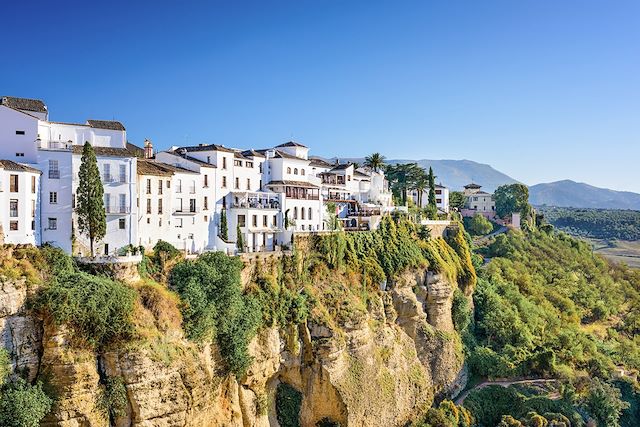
[
  {"x1": 301, "y1": 169, "x2": 305, "y2": 175},
  {"x1": 301, "y1": 208, "x2": 305, "y2": 220},
  {"x1": 294, "y1": 168, "x2": 298, "y2": 175},
  {"x1": 287, "y1": 167, "x2": 291, "y2": 174},
  {"x1": 308, "y1": 207, "x2": 312, "y2": 220},
  {"x1": 293, "y1": 207, "x2": 298, "y2": 219}
]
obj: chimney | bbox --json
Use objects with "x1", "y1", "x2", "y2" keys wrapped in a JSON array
[{"x1": 144, "y1": 139, "x2": 154, "y2": 159}]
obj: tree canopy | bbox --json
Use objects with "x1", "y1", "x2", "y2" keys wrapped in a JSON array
[{"x1": 494, "y1": 183, "x2": 531, "y2": 218}]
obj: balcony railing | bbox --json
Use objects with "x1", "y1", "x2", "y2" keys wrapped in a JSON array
[
  {"x1": 173, "y1": 207, "x2": 200, "y2": 215},
  {"x1": 105, "y1": 205, "x2": 130, "y2": 214},
  {"x1": 103, "y1": 174, "x2": 114, "y2": 183}
]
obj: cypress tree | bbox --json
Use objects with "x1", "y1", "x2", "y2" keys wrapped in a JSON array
[
  {"x1": 236, "y1": 225, "x2": 244, "y2": 252},
  {"x1": 76, "y1": 142, "x2": 106, "y2": 256},
  {"x1": 427, "y1": 167, "x2": 437, "y2": 206},
  {"x1": 220, "y1": 209, "x2": 228, "y2": 240}
]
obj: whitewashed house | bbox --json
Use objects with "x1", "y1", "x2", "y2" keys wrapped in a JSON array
[
  {"x1": 0, "y1": 161, "x2": 41, "y2": 245},
  {"x1": 462, "y1": 183, "x2": 495, "y2": 219},
  {"x1": 411, "y1": 183, "x2": 450, "y2": 214}
]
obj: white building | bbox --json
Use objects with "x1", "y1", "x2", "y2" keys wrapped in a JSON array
[
  {"x1": 0, "y1": 96, "x2": 138, "y2": 254},
  {"x1": 411, "y1": 183, "x2": 450, "y2": 214},
  {"x1": 0, "y1": 161, "x2": 41, "y2": 245}
]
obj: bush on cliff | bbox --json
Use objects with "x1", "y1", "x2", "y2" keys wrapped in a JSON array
[
  {"x1": 0, "y1": 349, "x2": 53, "y2": 427},
  {"x1": 169, "y1": 251, "x2": 261, "y2": 377},
  {"x1": 33, "y1": 272, "x2": 137, "y2": 348}
]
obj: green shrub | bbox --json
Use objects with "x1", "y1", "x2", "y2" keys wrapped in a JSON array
[
  {"x1": 0, "y1": 378, "x2": 53, "y2": 427},
  {"x1": 276, "y1": 383, "x2": 302, "y2": 427},
  {"x1": 468, "y1": 214, "x2": 493, "y2": 236},
  {"x1": 0, "y1": 348, "x2": 9, "y2": 386},
  {"x1": 169, "y1": 252, "x2": 261, "y2": 377},
  {"x1": 98, "y1": 376, "x2": 128, "y2": 420},
  {"x1": 452, "y1": 288, "x2": 471, "y2": 333},
  {"x1": 33, "y1": 272, "x2": 136, "y2": 348}
]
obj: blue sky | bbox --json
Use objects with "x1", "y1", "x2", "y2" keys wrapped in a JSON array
[{"x1": 2, "y1": 0, "x2": 639, "y2": 191}]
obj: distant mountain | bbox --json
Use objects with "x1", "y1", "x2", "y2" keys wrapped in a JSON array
[
  {"x1": 334, "y1": 157, "x2": 519, "y2": 192},
  {"x1": 529, "y1": 180, "x2": 640, "y2": 210}
]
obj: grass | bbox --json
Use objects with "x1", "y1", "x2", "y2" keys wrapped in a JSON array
[{"x1": 587, "y1": 239, "x2": 640, "y2": 268}]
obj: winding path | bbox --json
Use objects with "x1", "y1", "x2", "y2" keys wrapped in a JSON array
[{"x1": 454, "y1": 378, "x2": 558, "y2": 405}]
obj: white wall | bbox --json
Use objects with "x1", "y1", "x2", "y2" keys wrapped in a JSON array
[
  {"x1": 0, "y1": 106, "x2": 39, "y2": 162},
  {"x1": 0, "y1": 168, "x2": 40, "y2": 245}
]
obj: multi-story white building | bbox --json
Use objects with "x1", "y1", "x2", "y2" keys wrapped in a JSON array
[
  {"x1": 411, "y1": 183, "x2": 450, "y2": 214},
  {"x1": 0, "y1": 161, "x2": 41, "y2": 245},
  {"x1": 0, "y1": 96, "x2": 397, "y2": 254},
  {"x1": 0, "y1": 96, "x2": 138, "y2": 254}
]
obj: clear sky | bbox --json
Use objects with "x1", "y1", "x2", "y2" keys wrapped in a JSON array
[{"x1": 2, "y1": 0, "x2": 639, "y2": 191}]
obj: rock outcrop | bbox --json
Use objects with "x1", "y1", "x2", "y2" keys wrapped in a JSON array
[{"x1": 1, "y1": 258, "x2": 466, "y2": 426}]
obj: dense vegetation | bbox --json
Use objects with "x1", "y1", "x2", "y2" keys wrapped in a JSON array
[
  {"x1": 276, "y1": 383, "x2": 303, "y2": 427},
  {"x1": 538, "y1": 206, "x2": 640, "y2": 241},
  {"x1": 0, "y1": 349, "x2": 52, "y2": 427},
  {"x1": 462, "y1": 229, "x2": 640, "y2": 426}
]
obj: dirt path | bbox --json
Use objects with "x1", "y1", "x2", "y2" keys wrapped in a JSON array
[{"x1": 454, "y1": 378, "x2": 558, "y2": 405}]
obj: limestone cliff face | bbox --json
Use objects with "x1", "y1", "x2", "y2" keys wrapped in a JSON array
[{"x1": 0, "y1": 261, "x2": 466, "y2": 427}]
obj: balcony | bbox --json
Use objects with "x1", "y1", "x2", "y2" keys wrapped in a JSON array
[
  {"x1": 39, "y1": 140, "x2": 72, "y2": 151},
  {"x1": 105, "y1": 205, "x2": 130, "y2": 214},
  {"x1": 173, "y1": 207, "x2": 200, "y2": 215},
  {"x1": 103, "y1": 174, "x2": 114, "y2": 183}
]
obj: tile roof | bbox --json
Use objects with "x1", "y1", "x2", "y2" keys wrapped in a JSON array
[
  {"x1": 309, "y1": 157, "x2": 333, "y2": 168},
  {"x1": 330, "y1": 163, "x2": 352, "y2": 171},
  {"x1": 72, "y1": 145, "x2": 135, "y2": 158},
  {"x1": 0, "y1": 160, "x2": 41, "y2": 174},
  {"x1": 266, "y1": 180, "x2": 319, "y2": 189},
  {"x1": 137, "y1": 159, "x2": 175, "y2": 176},
  {"x1": 276, "y1": 141, "x2": 307, "y2": 148},
  {"x1": 86, "y1": 120, "x2": 126, "y2": 131},
  {"x1": 179, "y1": 144, "x2": 235, "y2": 153},
  {"x1": 163, "y1": 151, "x2": 216, "y2": 168},
  {"x1": 1, "y1": 96, "x2": 47, "y2": 113},
  {"x1": 126, "y1": 142, "x2": 145, "y2": 158},
  {"x1": 464, "y1": 183, "x2": 482, "y2": 189},
  {"x1": 241, "y1": 149, "x2": 265, "y2": 158}
]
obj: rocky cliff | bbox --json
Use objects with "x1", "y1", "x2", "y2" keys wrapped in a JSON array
[{"x1": 0, "y1": 239, "x2": 469, "y2": 427}]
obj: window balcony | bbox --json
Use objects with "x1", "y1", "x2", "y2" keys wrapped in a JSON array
[
  {"x1": 48, "y1": 170, "x2": 60, "y2": 179},
  {"x1": 105, "y1": 205, "x2": 130, "y2": 214}
]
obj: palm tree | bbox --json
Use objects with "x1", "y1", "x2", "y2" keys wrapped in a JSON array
[
  {"x1": 412, "y1": 170, "x2": 429, "y2": 207},
  {"x1": 364, "y1": 153, "x2": 386, "y2": 172}
]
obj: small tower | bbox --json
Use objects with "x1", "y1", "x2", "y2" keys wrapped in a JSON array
[{"x1": 144, "y1": 139, "x2": 154, "y2": 159}]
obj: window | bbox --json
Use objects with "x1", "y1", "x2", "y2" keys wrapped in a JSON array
[
  {"x1": 436, "y1": 198, "x2": 442, "y2": 204},
  {"x1": 189, "y1": 199, "x2": 196, "y2": 213},
  {"x1": 234, "y1": 159, "x2": 242, "y2": 167},
  {"x1": 10, "y1": 221, "x2": 18, "y2": 231},
  {"x1": 158, "y1": 199, "x2": 163, "y2": 214},
  {"x1": 31, "y1": 176, "x2": 36, "y2": 193},
  {"x1": 166, "y1": 180, "x2": 171, "y2": 189},
  {"x1": 293, "y1": 207, "x2": 298, "y2": 219},
  {"x1": 105, "y1": 194, "x2": 111, "y2": 212},
  {"x1": 119, "y1": 164, "x2": 126, "y2": 183},
  {"x1": 16, "y1": 153, "x2": 24, "y2": 157},
  {"x1": 176, "y1": 179, "x2": 182, "y2": 193},
  {"x1": 103, "y1": 164, "x2": 112, "y2": 182},
  {"x1": 294, "y1": 168, "x2": 298, "y2": 175},
  {"x1": 263, "y1": 215, "x2": 268, "y2": 227},
  {"x1": 158, "y1": 180, "x2": 163, "y2": 195},
  {"x1": 177, "y1": 199, "x2": 183, "y2": 212},
  {"x1": 287, "y1": 167, "x2": 291, "y2": 174},
  {"x1": 119, "y1": 194, "x2": 126, "y2": 213},
  {"x1": 10, "y1": 174, "x2": 18, "y2": 192},
  {"x1": 222, "y1": 176, "x2": 227, "y2": 188},
  {"x1": 190, "y1": 180, "x2": 196, "y2": 194},
  {"x1": 175, "y1": 218, "x2": 183, "y2": 228},
  {"x1": 308, "y1": 207, "x2": 312, "y2": 220},
  {"x1": 204, "y1": 175, "x2": 209, "y2": 187},
  {"x1": 222, "y1": 196, "x2": 227, "y2": 209},
  {"x1": 259, "y1": 163, "x2": 263, "y2": 173},
  {"x1": 273, "y1": 215, "x2": 277, "y2": 226},
  {"x1": 31, "y1": 220, "x2": 35, "y2": 231},
  {"x1": 246, "y1": 161, "x2": 253, "y2": 168},
  {"x1": 252, "y1": 215, "x2": 257, "y2": 227},
  {"x1": 10, "y1": 199, "x2": 18, "y2": 217},
  {"x1": 47, "y1": 217, "x2": 57, "y2": 230},
  {"x1": 238, "y1": 214, "x2": 246, "y2": 227},
  {"x1": 119, "y1": 218, "x2": 126, "y2": 229},
  {"x1": 435, "y1": 189, "x2": 442, "y2": 195},
  {"x1": 246, "y1": 178, "x2": 250, "y2": 190},
  {"x1": 206, "y1": 156, "x2": 211, "y2": 164},
  {"x1": 146, "y1": 179, "x2": 152, "y2": 194},
  {"x1": 49, "y1": 192, "x2": 58, "y2": 204},
  {"x1": 301, "y1": 208, "x2": 305, "y2": 220},
  {"x1": 48, "y1": 160, "x2": 59, "y2": 179},
  {"x1": 235, "y1": 177, "x2": 239, "y2": 189},
  {"x1": 31, "y1": 200, "x2": 35, "y2": 217},
  {"x1": 15, "y1": 130, "x2": 25, "y2": 135},
  {"x1": 301, "y1": 169, "x2": 305, "y2": 176},
  {"x1": 222, "y1": 157, "x2": 227, "y2": 169},
  {"x1": 203, "y1": 196, "x2": 208, "y2": 210},
  {"x1": 146, "y1": 199, "x2": 152, "y2": 214},
  {"x1": 147, "y1": 218, "x2": 150, "y2": 224},
  {"x1": 159, "y1": 218, "x2": 162, "y2": 226}
]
